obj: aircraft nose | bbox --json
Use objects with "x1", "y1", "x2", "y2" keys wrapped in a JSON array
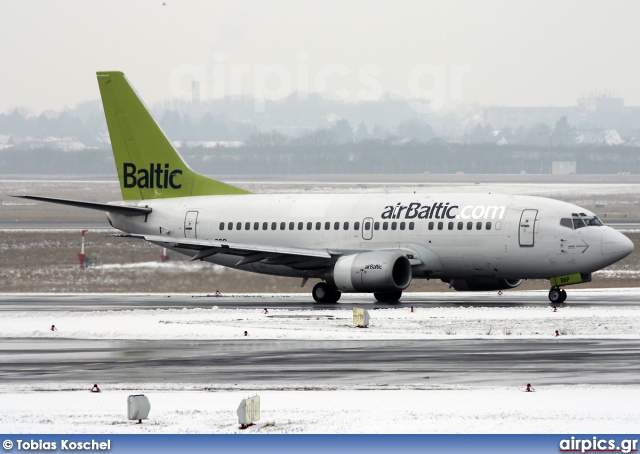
[{"x1": 601, "y1": 228, "x2": 634, "y2": 260}]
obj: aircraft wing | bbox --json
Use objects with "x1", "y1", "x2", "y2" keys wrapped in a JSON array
[{"x1": 113, "y1": 234, "x2": 338, "y2": 268}]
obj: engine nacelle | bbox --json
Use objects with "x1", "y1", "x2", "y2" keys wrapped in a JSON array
[
  {"x1": 332, "y1": 251, "x2": 412, "y2": 293},
  {"x1": 448, "y1": 278, "x2": 523, "y2": 291}
]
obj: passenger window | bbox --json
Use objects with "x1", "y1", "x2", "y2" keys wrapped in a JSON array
[
  {"x1": 383, "y1": 222, "x2": 388, "y2": 230},
  {"x1": 467, "y1": 222, "x2": 472, "y2": 230},
  {"x1": 289, "y1": 222, "x2": 294, "y2": 230},
  {"x1": 354, "y1": 222, "x2": 360, "y2": 230},
  {"x1": 457, "y1": 222, "x2": 463, "y2": 230},
  {"x1": 428, "y1": 222, "x2": 434, "y2": 230},
  {"x1": 448, "y1": 222, "x2": 454, "y2": 230},
  {"x1": 325, "y1": 222, "x2": 330, "y2": 230},
  {"x1": 409, "y1": 222, "x2": 415, "y2": 230},
  {"x1": 391, "y1": 222, "x2": 397, "y2": 230},
  {"x1": 228, "y1": 222, "x2": 233, "y2": 230},
  {"x1": 374, "y1": 222, "x2": 380, "y2": 230},
  {"x1": 334, "y1": 222, "x2": 340, "y2": 230},
  {"x1": 364, "y1": 221, "x2": 370, "y2": 230},
  {"x1": 271, "y1": 222, "x2": 277, "y2": 230},
  {"x1": 298, "y1": 222, "x2": 303, "y2": 230},
  {"x1": 236, "y1": 222, "x2": 241, "y2": 230},
  {"x1": 344, "y1": 222, "x2": 350, "y2": 230},
  {"x1": 280, "y1": 222, "x2": 286, "y2": 230},
  {"x1": 219, "y1": 222, "x2": 225, "y2": 231},
  {"x1": 400, "y1": 222, "x2": 405, "y2": 230},
  {"x1": 437, "y1": 222, "x2": 443, "y2": 230},
  {"x1": 315, "y1": 222, "x2": 321, "y2": 230},
  {"x1": 254, "y1": 222, "x2": 259, "y2": 230},
  {"x1": 307, "y1": 222, "x2": 312, "y2": 230},
  {"x1": 476, "y1": 222, "x2": 482, "y2": 230},
  {"x1": 262, "y1": 222, "x2": 268, "y2": 230},
  {"x1": 486, "y1": 222, "x2": 492, "y2": 230},
  {"x1": 245, "y1": 222, "x2": 250, "y2": 230}
]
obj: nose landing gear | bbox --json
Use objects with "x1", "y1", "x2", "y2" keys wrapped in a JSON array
[{"x1": 548, "y1": 287, "x2": 567, "y2": 303}]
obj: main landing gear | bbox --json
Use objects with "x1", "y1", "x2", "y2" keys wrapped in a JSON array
[
  {"x1": 548, "y1": 287, "x2": 567, "y2": 304},
  {"x1": 374, "y1": 291, "x2": 402, "y2": 302},
  {"x1": 312, "y1": 282, "x2": 341, "y2": 303}
]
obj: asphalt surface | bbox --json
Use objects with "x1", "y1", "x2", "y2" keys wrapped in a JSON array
[
  {"x1": 1, "y1": 337, "x2": 638, "y2": 386},
  {"x1": 1, "y1": 294, "x2": 639, "y2": 387},
  {"x1": 0, "y1": 292, "x2": 636, "y2": 311}
]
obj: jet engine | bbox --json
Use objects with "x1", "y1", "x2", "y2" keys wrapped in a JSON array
[
  {"x1": 448, "y1": 278, "x2": 523, "y2": 291},
  {"x1": 332, "y1": 251, "x2": 412, "y2": 293}
]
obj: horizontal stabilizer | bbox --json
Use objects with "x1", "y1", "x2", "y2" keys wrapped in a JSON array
[{"x1": 11, "y1": 195, "x2": 152, "y2": 216}]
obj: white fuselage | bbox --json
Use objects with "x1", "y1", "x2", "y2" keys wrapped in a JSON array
[{"x1": 107, "y1": 192, "x2": 633, "y2": 281}]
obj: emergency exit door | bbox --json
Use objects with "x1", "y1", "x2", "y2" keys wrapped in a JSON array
[
  {"x1": 519, "y1": 209, "x2": 537, "y2": 247},
  {"x1": 184, "y1": 211, "x2": 199, "y2": 239},
  {"x1": 362, "y1": 217, "x2": 373, "y2": 240}
]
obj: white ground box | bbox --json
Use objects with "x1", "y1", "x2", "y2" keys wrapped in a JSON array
[
  {"x1": 353, "y1": 307, "x2": 370, "y2": 327},
  {"x1": 127, "y1": 394, "x2": 151, "y2": 421},
  {"x1": 237, "y1": 395, "x2": 260, "y2": 425}
]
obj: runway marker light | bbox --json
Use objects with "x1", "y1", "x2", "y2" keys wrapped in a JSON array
[
  {"x1": 78, "y1": 229, "x2": 88, "y2": 269},
  {"x1": 127, "y1": 394, "x2": 151, "y2": 424},
  {"x1": 237, "y1": 395, "x2": 260, "y2": 429}
]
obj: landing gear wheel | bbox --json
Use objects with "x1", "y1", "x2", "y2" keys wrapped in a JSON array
[
  {"x1": 312, "y1": 282, "x2": 341, "y2": 303},
  {"x1": 559, "y1": 289, "x2": 567, "y2": 303},
  {"x1": 548, "y1": 287, "x2": 562, "y2": 303},
  {"x1": 374, "y1": 291, "x2": 402, "y2": 302}
]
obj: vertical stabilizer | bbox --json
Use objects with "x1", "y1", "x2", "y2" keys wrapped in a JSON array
[{"x1": 97, "y1": 71, "x2": 249, "y2": 200}]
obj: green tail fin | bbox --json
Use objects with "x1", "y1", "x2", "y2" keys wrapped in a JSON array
[{"x1": 96, "y1": 71, "x2": 249, "y2": 200}]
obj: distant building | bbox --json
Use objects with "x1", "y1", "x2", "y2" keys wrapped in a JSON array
[{"x1": 482, "y1": 94, "x2": 640, "y2": 139}]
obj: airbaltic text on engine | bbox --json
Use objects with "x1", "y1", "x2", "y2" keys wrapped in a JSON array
[
  {"x1": 123, "y1": 163, "x2": 182, "y2": 189},
  {"x1": 381, "y1": 202, "x2": 505, "y2": 220}
]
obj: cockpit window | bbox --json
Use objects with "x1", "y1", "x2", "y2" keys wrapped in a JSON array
[
  {"x1": 572, "y1": 218, "x2": 586, "y2": 229},
  {"x1": 561, "y1": 215, "x2": 603, "y2": 229},
  {"x1": 560, "y1": 218, "x2": 573, "y2": 229}
]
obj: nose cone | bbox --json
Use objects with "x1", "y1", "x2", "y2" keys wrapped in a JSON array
[{"x1": 601, "y1": 228, "x2": 634, "y2": 262}]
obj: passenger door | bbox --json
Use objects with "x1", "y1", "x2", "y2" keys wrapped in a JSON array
[
  {"x1": 519, "y1": 209, "x2": 537, "y2": 247},
  {"x1": 184, "y1": 211, "x2": 199, "y2": 239}
]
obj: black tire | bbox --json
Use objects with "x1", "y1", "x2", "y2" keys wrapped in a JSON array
[
  {"x1": 312, "y1": 282, "x2": 341, "y2": 303},
  {"x1": 559, "y1": 289, "x2": 567, "y2": 303},
  {"x1": 374, "y1": 291, "x2": 402, "y2": 302},
  {"x1": 548, "y1": 288, "x2": 562, "y2": 303}
]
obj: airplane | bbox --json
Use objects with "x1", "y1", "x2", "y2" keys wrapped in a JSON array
[{"x1": 14, "y1": 71, "x2": 634, "y2": 304}]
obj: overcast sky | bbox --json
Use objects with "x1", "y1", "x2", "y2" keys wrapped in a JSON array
[{"x1": 2, "y1": 0, "x2": 640, "y2": 114}]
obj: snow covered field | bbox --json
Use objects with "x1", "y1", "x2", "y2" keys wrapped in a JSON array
[
  {"x1": 1, "y1": 289, "x2": 639, "y2": 433},
  {"x1": 2, "y1": 289, "x2": 639, "y2": 341},
  {"x1": 1, "y1": 385, "x2": 639, "y2": 434}
]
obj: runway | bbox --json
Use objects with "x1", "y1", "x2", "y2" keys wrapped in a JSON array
[
  {"x1": 1, "y1": 293, "x2": 640, "y2": 387},
  {"x1": 1, "y1": 337, "x2": 639, "y2": 386},
  {"x1": 0, "y1": 291, "x2": 639, "y2": 311}
]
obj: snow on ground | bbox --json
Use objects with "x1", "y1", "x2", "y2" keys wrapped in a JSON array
[
  {"x1": 1, "y1": 385, "x2": 639, "y2": 434},
  {"x1": 2, "y1": 290, "x2": 640, "y2": 340},
  {"x1": 2, "y1": 289, "x2": 640, "y2": 434}
]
